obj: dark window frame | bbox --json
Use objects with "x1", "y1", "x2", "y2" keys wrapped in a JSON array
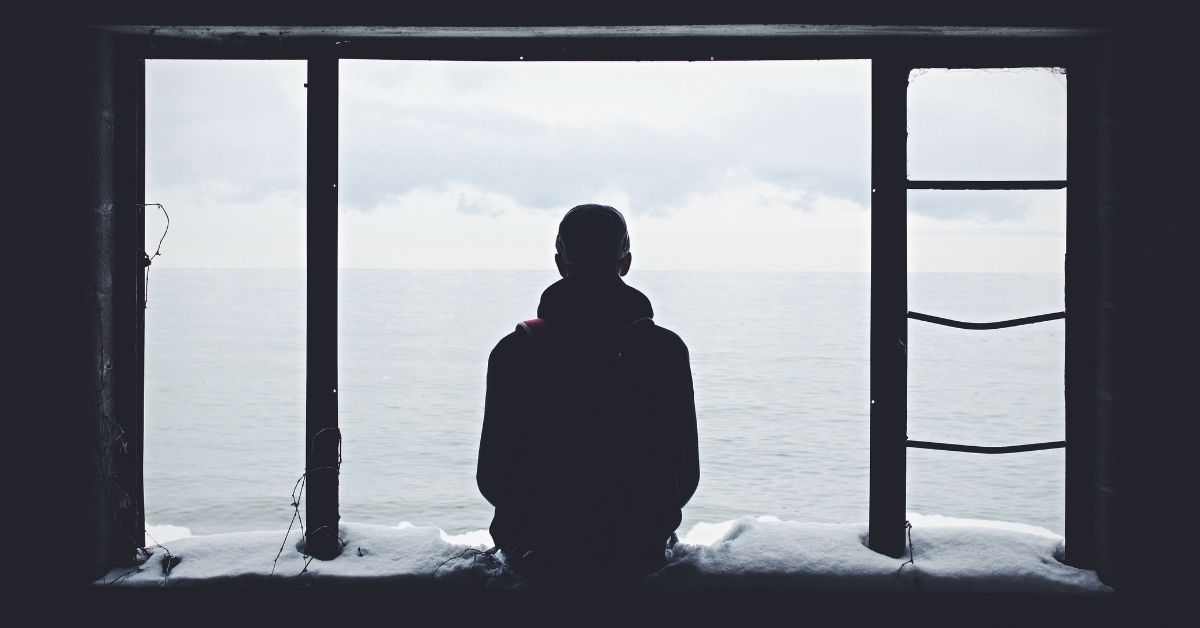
[
  {"x1": 108, "y1": 25, "x2": 1106, "y2": 567},
  {"x1": 874, "y1": 60, "x2": 1085, "y2": 559}
]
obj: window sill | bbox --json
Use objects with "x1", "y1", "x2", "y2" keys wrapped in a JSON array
[{"x1": 94, "y1": 515, "x2": 1108, "y2": 594}]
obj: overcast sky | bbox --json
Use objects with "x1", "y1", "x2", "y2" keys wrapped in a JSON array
[{"x1": 145, "y1": 60, "x2": 1066, "y2": 272}]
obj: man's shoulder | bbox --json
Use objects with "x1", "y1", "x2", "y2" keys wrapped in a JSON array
[
  {"x1": 643, "y1": 321, "x2": 685, "y2": 344},
  {"x1": 489, "y1": 328, "x2": 527, "y2": 362},
  {"x1": 489, "y1": 319, "x2": 689, "y2": 360},
  {"x1": 634, "y1": 321, "x2": 690, "y2": 359}
]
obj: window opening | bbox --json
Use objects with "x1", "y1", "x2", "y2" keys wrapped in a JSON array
[
  {"x1": 142, "y1": 60, "x2": 308, "y2": 537},
  {"x1": 904, "y1": 68, "x2": 1068, "y2": 534},
  {"x1": 336, "y1": 59, "x2": 872, "y2": 537},
  {"x1": 130, "y1": 39, "x2": 1093, "y2": 573}
]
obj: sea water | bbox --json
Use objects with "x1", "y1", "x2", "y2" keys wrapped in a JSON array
[{"x1": 144, "y1": 269, "x2": 1065, "y2": 537}]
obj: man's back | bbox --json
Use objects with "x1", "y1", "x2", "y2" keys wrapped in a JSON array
[{"x1": 477, "y1": 273, "x2": 699, "y2": 578}]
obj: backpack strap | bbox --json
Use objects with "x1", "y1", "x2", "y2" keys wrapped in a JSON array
[
  {"x1": 519, "y1": 317, "x2": 653, "y2": 340},
  {"x1": 617, "y1": 316, "x2": 654, "y2": 335},
  {"x1": 517, "y1": 318, "x2": 546, "y2": 341}
]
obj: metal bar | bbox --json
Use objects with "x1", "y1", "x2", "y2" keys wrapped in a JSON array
[
  {"x1": 1064, "y1": 52, "x2": 1102, "y2": 570},
  {"x1": 305, "y1": 55, "x2": 342, "y2": 561},
  {"x1": 908, "y1": 439, "x2": 1066, "y2": 454},
  {"x1": 906, "y1": 60, "x2": 1076, "y2": 70},
  {"x1": 907, "y1": 310, "x2": 1066, "y2": 329},
  {"x1": 112, "y1": 44, "x2": 147, "y2": 559},
  {"x1": 81, "y1": 27, "x2": 122, "y2": 578},
  {"x1": 112, "y1": 25, "x2": 1089, "y2": 65},
  {"x1": 907, "y1": 180, "x2": 1067, "y2": 190},
  {"x1": 106, "y1": 24, "x2": 1106, "y2": 41},
  {"x1": 869, "y1": 57, "x2": 909, "y2": 559}
]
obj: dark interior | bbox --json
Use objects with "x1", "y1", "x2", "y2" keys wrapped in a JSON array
[{"x1": 15, "y1": 2, "x2": 1197, "y2": 625}]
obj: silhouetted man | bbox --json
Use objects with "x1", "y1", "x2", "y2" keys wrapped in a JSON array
[{"x1": 477, "y1": 204, "x2": 699, "y2": 584}]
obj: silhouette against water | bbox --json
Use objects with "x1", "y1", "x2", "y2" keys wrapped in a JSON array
[{"x1": 477, "y1": 204, "x2": 700, "y2": 584}]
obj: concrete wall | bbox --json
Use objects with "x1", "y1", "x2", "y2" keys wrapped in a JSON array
[
  {"x1": 1098, "y1": 28, "x2": 1200, "y2": 592},
  {"x1": 26, "y1": 27, "x2": 146, "y2": 585}
]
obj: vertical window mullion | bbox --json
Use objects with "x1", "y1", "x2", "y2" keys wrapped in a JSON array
[
  {"x1": 1064, "y1": 57, "x2": 1101, "y2": 570},
  {"x1": 113, "y1": 48, "x2": 147, "y2": 559},
  {"x1": 306, "y1": 55, "x2": 342, "y2": 560},
  {"x1": 869, "y1": 57, "x2": 910, "y2": 558}
]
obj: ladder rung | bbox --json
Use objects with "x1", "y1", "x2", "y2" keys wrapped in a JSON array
[
  {"x1": 907, "y1": 180, "x2": 1067, "y2": 190},
  {"x1": 907, "y1": 439, "x2": 1066, "y2": 454},
  {"x1": 907, "y1": 310, "x2": 1065, "y2": 330}
]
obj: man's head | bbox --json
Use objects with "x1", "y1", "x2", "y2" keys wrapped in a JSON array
[{"x1": 555, "y1": 204, "x2": 632, "y2": 278}]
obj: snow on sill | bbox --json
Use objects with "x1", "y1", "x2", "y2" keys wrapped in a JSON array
[{"x1": 98, "y1": 514, "x2": 1111, "y2": 594}]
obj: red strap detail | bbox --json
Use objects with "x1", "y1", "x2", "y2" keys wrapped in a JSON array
[{"x1": 518, "y1": 318, "x2": 545, "y2": 340}]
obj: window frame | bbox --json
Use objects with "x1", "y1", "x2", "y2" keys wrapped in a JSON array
[
  {"x1": 110, "y1": 25, "x2": 1105, "y2": 567},
  {"x1": 873, "y1": 60, "x2": 1088, "y2": 559}
]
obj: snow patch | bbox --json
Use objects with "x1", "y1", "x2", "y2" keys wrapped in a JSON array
[
  {"x1": 145, "y1": 524, "x2": 192, "y2": 544},
  {"x1": 681, "y1": 520, "x2": 736, "y2": 546},
  {"x1": 907, "y1": 512, "x2": 1061, "y2": 539},
  {"x1": 97, "y1": 516, "x2": 1110, "y2": 594},
  {"x1": 438, "y1": 528, "x2": 493, "y2": 548}
]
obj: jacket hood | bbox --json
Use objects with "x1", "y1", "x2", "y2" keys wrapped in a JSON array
[{"x1": 536, "y1": 275, "x2": 654, "y2": 333}]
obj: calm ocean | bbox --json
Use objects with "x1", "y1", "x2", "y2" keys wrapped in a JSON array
[{"x1": 144, "y1": 269, "x2": 1066, "y2": 537}]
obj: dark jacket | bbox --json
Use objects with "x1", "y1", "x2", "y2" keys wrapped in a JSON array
[{"x1": 477, "y1": 274, "x2": 699, "y2": 571}]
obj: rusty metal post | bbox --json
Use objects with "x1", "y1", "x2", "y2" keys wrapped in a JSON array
[
  {"x1": 868, "y1": 57, "x2": 909, "y2": 558},
  {"x1": 306, "y1": 55, "x2": 342, "y2": 561},
  {"x1": 112, "y1": 41, "x2": 147, "y2": 559}
]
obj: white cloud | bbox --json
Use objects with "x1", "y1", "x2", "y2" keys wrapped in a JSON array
[
  {"x1": 338, "y1": 184, "x2": 553, "y2": 269},
  {"x1": 338, "y1": 169, "x2": 870, "y2": 272},
  {"x1": 338, "y1": 60, "x2": 872, "y2": 217},
  {"x1": 907, "y1": 67, "x2": 1067, "y2": 181},
  {"x1": 907, "y1": 190, "x2": 1066, "y2": 274}
]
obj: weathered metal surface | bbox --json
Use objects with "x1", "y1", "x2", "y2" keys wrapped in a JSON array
[
  {"x1": 101, "y1": 24, "x2": 1107, "y2": 40},
  {"x1": 305, "y1": 55, "x2": 342, "y2": 561},
  {"x1": 80, "y1": 27, "x2": 123, "y2": 581},
  {"x1": 110, "y1": 40, "x2": 147, "y2": 563}
]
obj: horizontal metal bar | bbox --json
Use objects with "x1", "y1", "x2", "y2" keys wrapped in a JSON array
[
  {"x1": 907, "y1": 310, "x2": 1065, "y2": 329},
  {"x1": 907, "y1": 439, "x2": 1066, "y2": 454},
  {"x1": 906, "y1": 180, "x2": 1067, "y2": 190},
  {"x1": 105, "y1": 25, "x2": 1108, "y2": 40}
]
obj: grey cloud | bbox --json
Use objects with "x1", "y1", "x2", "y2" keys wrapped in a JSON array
[
  {"x1": 455, "y1": 192, "x2": 505, "y2": 216},
  {"x1": 146, "y1": 61, "x2": 1064, "y2": 226},
  {"x1": 338, "y1": 90, "x2": 871, "y2": 216}
]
